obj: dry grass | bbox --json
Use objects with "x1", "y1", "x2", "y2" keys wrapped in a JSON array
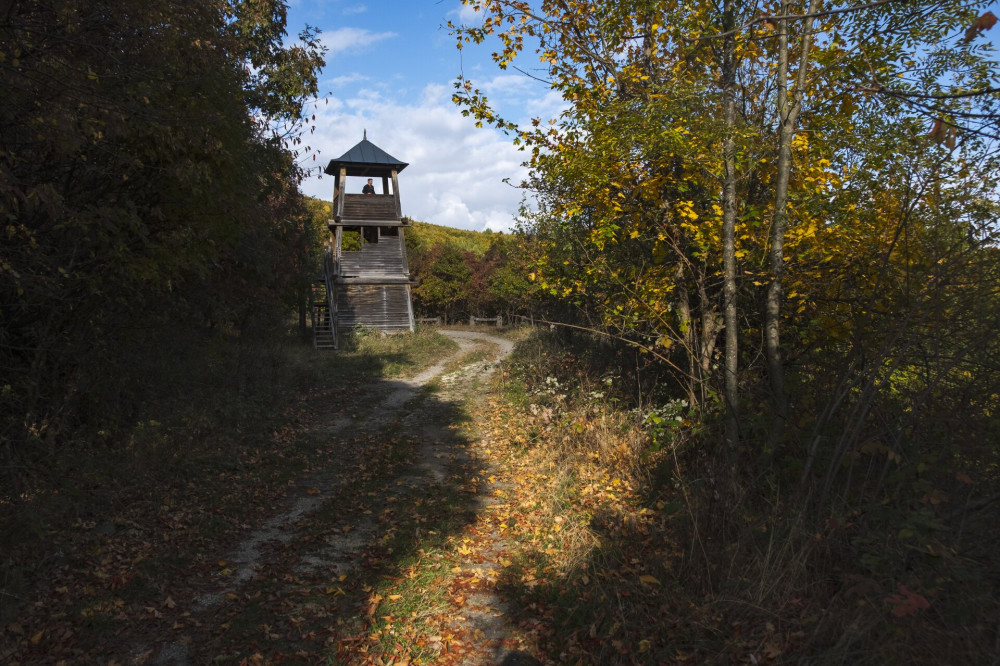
[{"x1": 477, "y1": 327, "x2": 1000, "y2": 665}]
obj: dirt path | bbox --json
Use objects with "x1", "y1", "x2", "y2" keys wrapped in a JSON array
[{"x1": 140, "y1": 329, "x2": 521, "y2": 665}]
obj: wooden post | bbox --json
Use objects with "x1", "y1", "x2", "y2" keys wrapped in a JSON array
[
  {"x1": 391, "y1": 170, "x2": 402, "y2": 219},
  {"x1": 337, "y1": 167, "x2": 348, "y2": 221},
  {"x1": 399, "y1": 228, "x2": 410, "y2": 275}
]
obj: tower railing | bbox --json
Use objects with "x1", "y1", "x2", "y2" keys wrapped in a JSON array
[
  {"x1": 338, "y1": 193, "x2": 401, "y2": 223},
  {"x1": 322, "y1": 248, "x2": 338, "y2": 349}
]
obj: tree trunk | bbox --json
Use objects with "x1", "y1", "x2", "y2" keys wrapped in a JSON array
[
  {"x1": 765, "y1": 0, "x2": 821, "y2": 450},
  {"x1": 299, "y1": 288, "x2": 308, "y2": 338},
  {"x1": 721, "y1": 0, "x2": 741, "y2": 449},
  {"x1": 675, "y1": 263, "x2": 700, "y2": 408}
]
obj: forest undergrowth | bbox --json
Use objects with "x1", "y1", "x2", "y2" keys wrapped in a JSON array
[
  {"x1": 441, "y1": 327, "x2": 1000, "y2": 665},
  {"x1": 1, "y1": 323, "x2": 996, "y2": 664},
  {"x1": 0, "y1": 325, "x2": 457, "y2": 664}
]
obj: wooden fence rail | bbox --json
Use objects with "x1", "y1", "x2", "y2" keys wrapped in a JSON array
[
  {"x1": 469, "y1": 316, "x2": 503, "y2": 327},
  {"x1": 415, "y1": 315, "x2": 526, "y2": 327}
]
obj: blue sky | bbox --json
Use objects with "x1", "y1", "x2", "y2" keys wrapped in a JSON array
[
  {"x1": 288, "y1": 0, "x2": 554, "y2": 231},
  {"x1": 288, "y1": 0, "x2": 1000, "y2": 232}
]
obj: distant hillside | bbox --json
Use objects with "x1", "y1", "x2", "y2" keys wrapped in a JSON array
[
  {"x1": 405, "y1": 219, "x2": 499, "y2": 256},
  {"x1": 302, "y1": 196, "x2": 532, "y2": 322},
  {"x1": 303, "y1": 197, "x2": 501, "y2": 254}
]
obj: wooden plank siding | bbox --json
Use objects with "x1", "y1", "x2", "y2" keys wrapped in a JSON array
[
  {"x1": 332, "y1": 223, "x2": 414, "y2": 333},
  {"x1": 339, "y1": 234, "x2": 407, "y2": 277},
  {"x1": 336, "y1": 194, "x2": 402, "y2": 224},
  {"x1": 334, "y1": 284, "x2": 414, "y2": 331}
]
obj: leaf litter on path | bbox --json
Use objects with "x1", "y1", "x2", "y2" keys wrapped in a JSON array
[{"x1": 138, "y1": 330, "x2": 522, "y2": 666}]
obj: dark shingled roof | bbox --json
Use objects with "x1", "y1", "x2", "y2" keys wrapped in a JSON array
[{"x1": 324, "y1": 133, "x2": 408, "y2": 177}]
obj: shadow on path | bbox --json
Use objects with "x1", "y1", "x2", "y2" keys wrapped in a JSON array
[{"x1": 138, "y1": 330, "x2": 516, "y2": 665}]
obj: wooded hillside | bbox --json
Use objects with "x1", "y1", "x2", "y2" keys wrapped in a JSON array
[
  {"x1": 301, "y1": 201, "x2": 529, "y2": 322},
  {"x1": 406, "y1": 221, "x2": 535, "y2": 323},
  {"x1": 445, "y1": 0, "x2": 1000, "y2": 660},
  {"x1": 1, "y1": 0, "x2": 324, "y2": 521}
]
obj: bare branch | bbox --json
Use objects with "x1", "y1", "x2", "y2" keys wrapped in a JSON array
[
  {"x1": 706, "y1": 0, "x2": 903, "y2": 40},
  {"x1": 867, "y1": 84, "x2": 1000, "y2": 100}
]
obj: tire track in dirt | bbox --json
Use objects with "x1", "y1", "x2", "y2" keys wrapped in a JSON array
[
  {"x1": 146, "y1": 330, "x2": 514, "y2": 665},
  {"x1": 424, "y1": 335, "x2": 542, "y2": 666}
]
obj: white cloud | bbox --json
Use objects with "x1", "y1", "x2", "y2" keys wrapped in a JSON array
[
  {"x1": 298, "y1": 83, "x2": 530, "y2": 232},
  {"x1": 519, "y1": 89, "x2": 567, "y2": 125},
  {"x1": 321, "y1": 27, "x2": 395, "y2": 56},
  {"x1": 342, "y1": 4, "x2": 367, "y2": 15},
  {"x1": 448, "y1": 1, "x2": 485, "y2": 26},
  {"x1": 484, "y1": 74, "x2": 533, "y2": 96},
  {"x1": 324, "y1": 73, "x2": 368, "y2": 88},
  {"x1": 459, "y1": 70, "x2": 566, "y2": 131}
]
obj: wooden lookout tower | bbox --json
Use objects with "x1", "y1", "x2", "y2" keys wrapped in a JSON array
[{"x1": 313, "y1": 132, "x2": 415, "y2": 348}]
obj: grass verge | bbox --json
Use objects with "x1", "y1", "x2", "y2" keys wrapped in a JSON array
[
  {"x1": 0, "y1": 325, "x2": 458, "y2": 664},
  {"x1": 359, "y1": 326, "x2": 1000, "y2": 665}
]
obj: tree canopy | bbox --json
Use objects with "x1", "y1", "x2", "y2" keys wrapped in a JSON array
[{"x1": 1, "y1": 0, "x2": 325, "y2": 482}]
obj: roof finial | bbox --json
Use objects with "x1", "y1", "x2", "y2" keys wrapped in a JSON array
[{"x1": 363, "y1": 128, "x2": 367, "y2": 140}]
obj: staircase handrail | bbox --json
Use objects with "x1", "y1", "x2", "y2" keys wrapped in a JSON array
[{"x1": 323, "y1": 248, "x2": 338, "y2": 349}]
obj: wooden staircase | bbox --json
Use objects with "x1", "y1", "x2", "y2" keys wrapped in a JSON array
[
  {"x1": 311, "y1": 281, "x2": 337, "y2": 350},
  {"x1": 339, "y1": 235, "x2": 407, "y2": 277}
]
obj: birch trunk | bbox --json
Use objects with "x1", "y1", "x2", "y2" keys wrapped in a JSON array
[
  {"x1": 721, "y1": 0, "x2": 741, "y2": 449},
  {"x1": 766, "y1": 0, "x2": 821, "y2": 449}
]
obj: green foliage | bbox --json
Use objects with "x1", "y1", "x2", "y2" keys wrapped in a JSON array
[
  {"x1": 404, "y1": 220, "x2": 540, "y2": 321},
  {"x1": 0, "y1": 0, "x2": 325, "y2": 498},
  {"x1": 453, "y1": 3, "x2": 1000, "y2": 658},
  {"x1": 303, "y1": 196, "x2": 334, "y2": 246},
  {"x1": 451, "y1": 0, "x2": 1000, "y2": 485},
  {"x1": 411, "y1": 243, "x2": 475, "y2": 321},
  {"x1": 405, "y1": 220, "x2": 495, "y2": 256}
]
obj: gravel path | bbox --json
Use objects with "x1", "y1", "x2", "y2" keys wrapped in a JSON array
[{"x1": 145, "y1": 330, "x2": 517, "y2": 666}]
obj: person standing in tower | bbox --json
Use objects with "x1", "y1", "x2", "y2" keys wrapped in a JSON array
[{"x1": 362, "y1": 178, "x2": 375, "y2": 194}]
